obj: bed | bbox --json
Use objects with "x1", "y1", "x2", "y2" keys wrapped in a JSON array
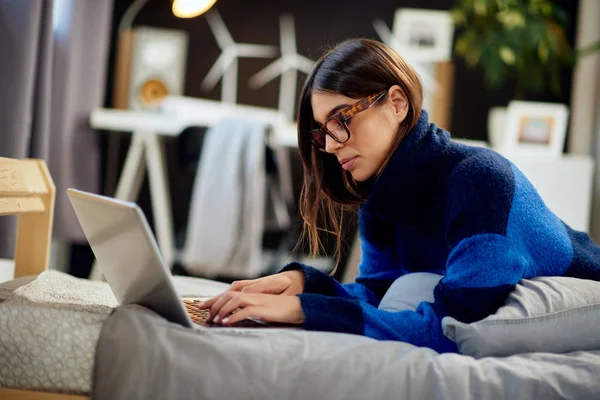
[{"x1": 1, "y1": 156, "x2": 600, "y2": 400}]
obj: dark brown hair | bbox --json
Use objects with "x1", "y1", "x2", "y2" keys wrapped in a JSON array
[{"x1": 296, "y1": 38, "x2": 424, "y2": 271}]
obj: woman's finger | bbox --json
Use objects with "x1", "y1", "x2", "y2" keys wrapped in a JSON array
[
  {"x1": 221, "y1": 306, "x2": 262, "y2": 326},
  {"x1": 229, "y1": 279, "x2": 255, "y2": 291},
  {"x1": 207, "y1": 291, "x2": 235, "y2": 321},
  {"x1": 195, "y1": 292, "x2": 223, "y2": 310},
  {"x1": 215, "y1": 292, "x2": 246, "y2": 323}
]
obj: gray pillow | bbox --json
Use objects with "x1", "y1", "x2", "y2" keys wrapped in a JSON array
[
  {"x1": 378, "y1": 272, "x2": 442, "y2": 312},
  {"x1": 442, "y1": 276, "x2": 600, "y2": 358}
]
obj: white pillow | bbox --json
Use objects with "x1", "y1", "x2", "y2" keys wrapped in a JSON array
[{"x1": 442, "y1": 276, "x2": 600, "y2": 358}]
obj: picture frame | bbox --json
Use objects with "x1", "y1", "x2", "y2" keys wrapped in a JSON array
[
  {"x1": 501, "y1": 101, "x2": 569, "y2": 157},
  {"x1": 392, "y1": 8, "x2": 454, "y2": 63}
]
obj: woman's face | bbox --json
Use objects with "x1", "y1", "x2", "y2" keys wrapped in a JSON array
[{"x1": 310, "y1": 86, "x2": 408, "y2": 182}]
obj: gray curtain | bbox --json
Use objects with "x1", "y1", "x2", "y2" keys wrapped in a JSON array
[{"x1": 0, "y1": 0, "x2": 113, "y2": 257}]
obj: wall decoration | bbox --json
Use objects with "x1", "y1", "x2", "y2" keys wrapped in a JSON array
[
  {"x1": 249, "y1": 14, "x2": 314, "y2": 121},
  {"x1": 201, "y1": 10, "x2": 278, "y2": 103},
  {"x1": 392, "y1": 8, "x2": 454, "y2": 63},
  {"x1": 501, "y1": 101, "x2": 569, "y2": 157}
]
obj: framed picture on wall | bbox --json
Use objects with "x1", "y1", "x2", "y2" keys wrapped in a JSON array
[
  {"x1": 392, "y1": 8, "x2": 454, "y2": 63},
  {"x1": 501, "y1": 101, "x2": 569, "y2": 157}
]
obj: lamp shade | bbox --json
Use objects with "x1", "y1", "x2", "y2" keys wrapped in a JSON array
[{"x1": 172, "y1": 0, "x2": 217, "y2": 18}]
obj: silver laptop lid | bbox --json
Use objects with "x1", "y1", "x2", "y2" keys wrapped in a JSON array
[{"x1": 66, "y1": 188, "x2": 192, "y2": 328}]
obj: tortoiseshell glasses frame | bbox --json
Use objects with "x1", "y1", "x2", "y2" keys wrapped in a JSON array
[{"x1": 310, "y1": 90, "x2": 387, "y2": 151}]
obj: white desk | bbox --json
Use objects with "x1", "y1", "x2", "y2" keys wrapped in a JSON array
[
  {"x1": 89, "y1": 98, "x2": 298, "y2": 280},
  {"x1": 91, "y1": 97, "x2": 298, "y2": 146}
]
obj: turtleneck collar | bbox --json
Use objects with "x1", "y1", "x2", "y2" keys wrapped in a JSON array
[{"x1": 361, "y1": 110, "x2": 451, "y2": 223}]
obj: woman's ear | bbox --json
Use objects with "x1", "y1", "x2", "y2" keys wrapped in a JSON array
[{"x1": 387, "y1": 85, "x2": 409, "y2": 122}]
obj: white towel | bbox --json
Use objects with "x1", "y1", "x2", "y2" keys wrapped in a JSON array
[{"x1": 181, "y1": 117, "x2": 268, "y2": 278}]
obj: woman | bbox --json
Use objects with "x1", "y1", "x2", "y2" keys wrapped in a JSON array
[{"x1": 198, "y1": 38, "x2": 600, "y2": 353}]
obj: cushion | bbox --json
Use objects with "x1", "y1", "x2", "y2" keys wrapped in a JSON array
[
  {"x1": 442, "y1": 276, "x2": 600, "y2": 358},
  {"x1": 378, "y1": 272, "x2": 442, "y2": 312}
]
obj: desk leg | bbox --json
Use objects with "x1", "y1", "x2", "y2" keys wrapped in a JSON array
[
  {"x1": 114, "y1": 133, "x2": 146, "y2": 201},
  {"x1": 89, "y1": 133, "x2": 146, "y2": 281},
  {"x1": 145, "y1": 134, "x2": 175, "y2": 268}
]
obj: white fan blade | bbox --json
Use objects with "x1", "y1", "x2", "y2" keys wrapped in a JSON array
[
  {"x1": 293, "y1": 54, "x2": 315, "y2": 73},
  {"x1": 206, "y1": 10, "x2": 234, "y2": 49},
  {"x1": 222, "y1": 58, "x2": 238, "y2": 103},
  {"x1": 280, "y1": 13, "x2": 296, "y2": 55},
  {"x1": 279, "y1": 68, "x2": 297, "y2": 120},
  {"x1": 201, "y1": 53, "x2": 230, "y2": 91},
  {"x1": 236, "y1": 43, "x2": 278, "y2": 58},
  {"x1": 249, "y1": 58, "x2": 285, "y2": 88}
]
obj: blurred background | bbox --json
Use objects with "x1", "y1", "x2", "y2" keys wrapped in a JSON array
[{"x1": 1, "y1": 0, "x2": 599, "y2": 283}]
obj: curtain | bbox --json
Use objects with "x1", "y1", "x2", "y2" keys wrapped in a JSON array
[{"x1": 0, "y1": 0, "x2": 114, "y2": 257}]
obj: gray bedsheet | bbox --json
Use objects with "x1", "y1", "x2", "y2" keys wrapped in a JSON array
[{"x1": 93, "y1": 305, "x2": 600, "y2": 400}]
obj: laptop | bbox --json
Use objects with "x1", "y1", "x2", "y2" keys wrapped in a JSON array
[{"x1": 66, "y1": 188, "x2": 268, "y2": 330}]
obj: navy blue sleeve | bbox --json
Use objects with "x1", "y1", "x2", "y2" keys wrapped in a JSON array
[
  {"x1": 280, "y1": 261, "x2": 457, "y2": 352},
  {"x1": 298, "y1": 293, "x2": 457, "y2": 353}
]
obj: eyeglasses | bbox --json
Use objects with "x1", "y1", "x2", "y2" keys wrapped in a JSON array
[{"x1": 310, "y1": 90, "x2": 387, "y2": 151}]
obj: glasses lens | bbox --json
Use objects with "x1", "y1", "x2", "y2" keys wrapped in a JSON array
[
  {"x1": 311, "y1": 129, "x2": 326, "y2": 149},
  {"x1": 325, "y1": 119, "x2": 349, "y2": 142}
]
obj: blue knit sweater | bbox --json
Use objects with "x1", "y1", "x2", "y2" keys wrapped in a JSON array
[{"x1": 282, "y1": 110, "x2": 600, "y2": 353}]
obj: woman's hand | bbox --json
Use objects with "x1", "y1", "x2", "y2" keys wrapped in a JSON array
[
  {"x1": 227, "y1": 270, "x2": 306, "y2": 296},
  {"x1": 197, "y1": 292, "x2": 305, "y2": 326}
]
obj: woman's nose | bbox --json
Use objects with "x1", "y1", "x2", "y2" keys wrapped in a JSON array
[{"x1": 325, "y1": 134, "x2": 343, "y2": 153}]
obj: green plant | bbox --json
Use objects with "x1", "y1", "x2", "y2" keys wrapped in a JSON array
[{"x1": 452, "y1": 0, "x2": 597, "y2": 98}]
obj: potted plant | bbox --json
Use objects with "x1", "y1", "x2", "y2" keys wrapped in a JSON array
[{"x1": 451, "y1": 0, "x2": 599, "y2": 147}]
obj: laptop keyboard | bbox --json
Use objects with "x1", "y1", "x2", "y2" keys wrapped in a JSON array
[{"x1": 183, "y1": 299, "x2": 267, "y2": 328}]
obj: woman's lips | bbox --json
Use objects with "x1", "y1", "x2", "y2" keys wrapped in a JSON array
[{"x1": 341, "y1": 156, "x2": 358, "y2": 170}]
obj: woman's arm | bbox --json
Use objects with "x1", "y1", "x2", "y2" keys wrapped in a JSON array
[{"x1": 296, "y1": 292, "x2": 457, "y2": 352}]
